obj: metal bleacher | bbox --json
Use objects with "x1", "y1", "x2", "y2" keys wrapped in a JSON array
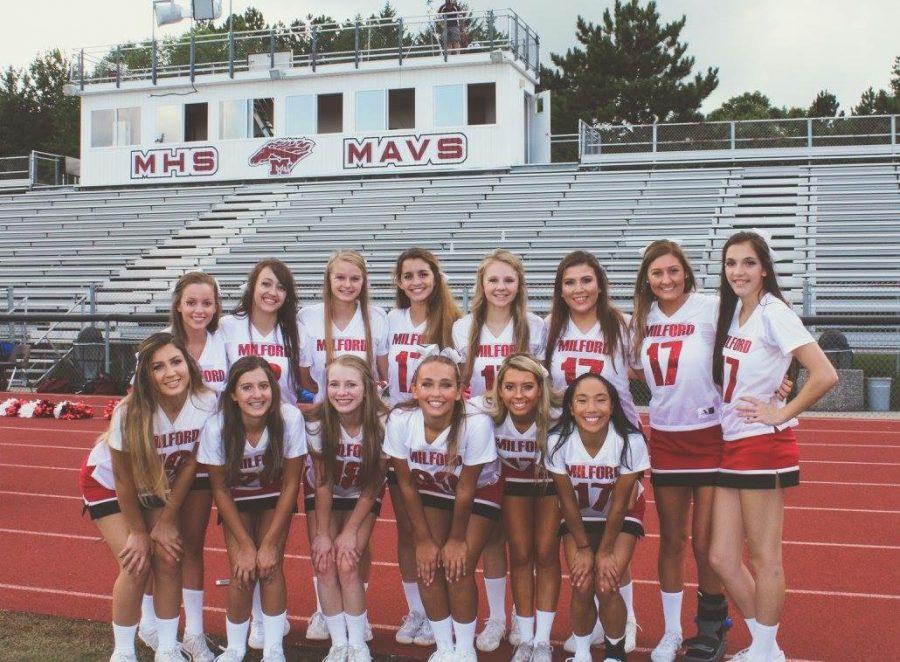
[{"x1": 1, "y1": 160, "x2": 898, "y2": 385}]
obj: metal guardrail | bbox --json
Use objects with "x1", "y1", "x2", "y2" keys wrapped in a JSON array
[
  {"x1": 0, "y1": 151, "x2": 79, "y2": 189},
  {"x1": 577, "y1": 114, "x2": 899, "y2": 161},
  {"x1": 71, "y1": 8, "x2": 540, "y2": 88}
]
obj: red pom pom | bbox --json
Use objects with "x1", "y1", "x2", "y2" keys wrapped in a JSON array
[{"x1": 103, "y1": 399, "x2": 122, "y2": 420}]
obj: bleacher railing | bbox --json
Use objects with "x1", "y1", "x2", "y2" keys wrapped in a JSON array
[
  {"x1": 0, "y1": 151, "x2": 79, "y2": 190},
  {"x1": 578, "y1": 114, "x2": 899, "y2": 162},
  {"x1": 71, "y1": 9, "x2": 539, "y2": 88}
]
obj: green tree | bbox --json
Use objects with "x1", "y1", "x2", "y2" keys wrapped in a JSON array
[
  {"x1": 706, "y1": 91, "x2": 806, "y2": 121},
  {"x1": 808, "y1": 89, "x2": 842, "y2": 117},
  {"x1": 852, "y1": 56, "x2": 900, "y2": 115},
  {"x1": 540, "y1": 0, "x2": 718, "y2": 131}
]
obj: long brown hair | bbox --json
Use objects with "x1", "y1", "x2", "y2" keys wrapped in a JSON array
[
  {"x1": 307, "y1": 355, "x2": 388, "y2": 496},
  {"x1": 220, "y1": 356, "x2": 285, "y2": 487},
  {"x1": 483, "y1": 353, "x2": 556, "y2": 477},
  {"x1": 109, "y1": 332, "x2": 208, "y2": 503},
  {"x1": 393, "y1": 247, "x2": 461, "y2": 347},
  {"x1": 323, "y1": 250, "x2": 375, "y2": 368},
  {"x1": 544, "y1": 251, "x2": 626, "y2": 372},
  {"x1": 234, "y1": 259, "x2": 302, "y2": 395},
  {"x1": 395, "y1": 354, "x2": 467, "y2": 470},
  {"x1": 169, "y1": 271, "x2": 222, "y2": 341},
  {"x1": 631, "y1": 241, "x2": 698, "y2": 362},
  {"x1": 712, "y1": 231, "x2": 790, "y2": 386},
  {"x1": 464, "y1": 249, "x2": 531, "y2": 385}
]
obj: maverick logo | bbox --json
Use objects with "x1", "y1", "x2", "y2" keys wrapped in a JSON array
[
  {"x1": 249, "y1": 138, "x2": 316, "y2": 175},
  {"x1": 131, "y1": 146, "x2": 218, "y2": 179},
  {"x1": 344, "y1": 133, "x2": 467, "y2": 169}
]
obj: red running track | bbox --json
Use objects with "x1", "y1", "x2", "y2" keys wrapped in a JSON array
[{"x1": 1, "y1": 393, "x2": 898, "y2": 660}]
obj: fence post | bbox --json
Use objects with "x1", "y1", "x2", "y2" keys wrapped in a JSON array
[
  {"x1": 89, "y1": 283, "x2": 97, "y2": 316},
  {"x1": 397, "y1": 18, "x2": 404, "y2": 65},
  {"x1": 534, "y1": 34, "x2": 539, "y2": 74},
  {"x1": 311, "y1": 26, "x2": 318, "y2": 72},
  {"x1": 652, "y1": 123, "x2": 658, "y2": 152},
  {"x1": 802, "y1": 278, "x2": 812, "y2": 317},
  {"x1": 730, "y1": 121, "x2": 736, "y2": 150},
  {"x1": 28, "y1": 151, "x2": 35, "y2": 188},
  {"x1": 228, "y1": 28, "x2": 235, "y2": 78},
  {"x1": 190, "y1": 32, "x2": 195, "y2": 82},
  {"x1": 354, "y1": 21, "x2": 360, "y2": 68},
  {"x1": 892, "y1": 115, "x2": 897, "y2": 145},
  {"x1": 6, "y1": 286, "x2": 12, "y2": 339},
  {"x1": 523, "y1": 26, "x2": 530, "y2": 71},
  {"x1": 512, "y1": 16, "x2": 519, "y2": 59},
  {"x1": 152, "y1": 38, "x2": 158, "y2": 85},
  {"x1": 115, "y1": 47, "x2": 121, "y2": 88},
  {"x1": 104, "y1": 320, "x2": 111, "y2": 374},
  {"x1": 807, "y1": 118, "x2": 813, "y2": 148},
  {"x1": 443, "y1": 16, "x2": 449, "y2": 62},
  {"x1": 487, "y1": 10, "x2": 495, "y2": 51},
  {"x1": 79, "y1": 49, "x2": 84, "y2": 91},
  {"x1": 270, "y1": 27, "x2": 276, "y2": 69},
  {"x1": 55, "y1": 156, "x2": 60, "y2": 186}
]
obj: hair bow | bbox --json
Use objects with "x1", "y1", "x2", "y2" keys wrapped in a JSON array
[{"x1": 418, "y1": 344, "x2": 463, "y2": 364}]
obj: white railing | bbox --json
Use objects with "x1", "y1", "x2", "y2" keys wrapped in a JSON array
[
  {"x1": 578, "y1": 114, "x2": 899, "y2": 162},
  {"x1": 0, "y1": 151, "x2": 79, "y2": 189},
  {"x1": 71, "y1": 8, "x2": 540, "y2": 88}
]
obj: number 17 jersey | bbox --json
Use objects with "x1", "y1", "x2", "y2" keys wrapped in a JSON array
[{"x1": 640, "y1": 293, "x2": 721, "y2": 432}]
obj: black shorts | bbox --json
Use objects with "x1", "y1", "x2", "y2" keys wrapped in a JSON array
[
  {"x1": 558, "y1": 518, "x2": 645, "y2": 540},
  {"x1": 303, "y1": 494, "x2": 383, "y2": 517},
  {"x1": 82, "y1": 494, "x2": 166, "y2": 521},
  {"x1": 191, "y1": 475, "x2": 211, "y2": 490},
  {"x1": 216, "y1": 495, "x2": 298, "y2": 524},
  {"x1": 420, "y1": 491, "x2": 502, "y2": 522},
  {"x1": 503, "y1": 480, "x2": 557, "y2": 498}
]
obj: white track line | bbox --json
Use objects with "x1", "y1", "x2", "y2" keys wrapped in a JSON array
[
  {"x1": 3, "y1": 530, "x2": 898, "y2": 603},
  {"x1": 798, "y1": 443, "x2": 900, "y2": 449}
]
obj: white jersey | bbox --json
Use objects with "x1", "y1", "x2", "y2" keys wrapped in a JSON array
[
  {"x1": 100, "y1": 390, "x2": 217, "y2": 488},
  {"x1": 641, "y1": 293, "x2": 721, "y2": 431},
  {"x1": 305, "y1": 421, "x2": 384, "y2": 499},
  {"x1": 720, "y1": 293, "x2": 813, "y2": 441},
  {"x1": 386, "y1": 308, "x2": 429, "y2": 406},
  {"x1": 545, "y1": 426, "x2": 649, "y2": 521},
  {"x1": 544, "y1": 316, "x2": 640, "y2": 427},
  {"x1": 383, "y1": 403, "x2": 499, "y2": 497},
  {"x1": 299, "y1": 302, "x2": 390, "y2": 403},
  {"x1": 198, "y1": 404, "x2": 307, "y2": 501},
  {"x1": 219, "y1": 314, "x2": 309, "y2": 404},
  {"x1": 129, "y1": 327, "x2": 228, "y2": 393},
  {"x1": 452, "y1": 313, "x2": 546, "y2": 397}
]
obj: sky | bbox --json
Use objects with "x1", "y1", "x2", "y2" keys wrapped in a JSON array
[{"x1": 2, "y1": 0, "x2": 897, "y2": 113}]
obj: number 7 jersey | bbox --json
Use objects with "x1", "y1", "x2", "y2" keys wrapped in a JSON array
[{"x1": 640, "y1": 293, "x2": 721, "y2": 431}]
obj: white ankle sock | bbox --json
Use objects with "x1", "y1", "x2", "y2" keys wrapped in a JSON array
[
  {"x1": 262, "y1": 610, "x2": 286, "y2": 652},
  {"x1": 661, "y1": 590, "x2": 683, "y2": 635},
  {"x1": 140, "y1": 594, "x2": 156, "y2": 628},
  {"x1": 534, "y1": 610, "x2": 555, "y2": 644},
  {"x1": 619, "y1": 582, "x2": 635, "y2": 621},
  {"x1": 484, "y1": 576, "x2": 507, "y2": 623},
  {"x1": 453, "y1": 619, "x2": 477, "y2": 654},
  {"x1": 346, "y1": 611, "x2": 368, "y2": 647},
  {"x1": 112, "y1": 622, "x2": 137, "y2": 655},
  {"x1": 225, "y1": 617, "x2": 249, "y2": 657},
  {"x1": 155, "y1": 616, "x2": 179, "y2": 652},
  {"x1": 252, "y1": 583, "x2": 263, "y2": 622},
  {"x1": 182, "y1": 588, "x2": 205, "y2": 637},
  {"x1": 515, "y1": 614, "x2": 535, "y2": 643},
  {"x1": 402, "y1": 581, "x2": 425, "y2": 615},
  {"x1": 325, "y1": 613, "x2": 348, "y2": 645},
  {"x1": 429, "y1": 616, "x2": 454, "y2": 651}
]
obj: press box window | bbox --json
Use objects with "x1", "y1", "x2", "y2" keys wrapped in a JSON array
[
  {"x1": 219, "y1": 98, "x2": 274, "y2": 139},
  {"x1": 318, "y1": 93, "x2": 343, "y2": 133},
  {"x1": 467, "y1": 83, "x2": 496, "y2": 125},
  {"x1": 388, "y1": 88, "x2": 415, "y2": 130},
  {"x1": 91, "y1": 107, "x2": 141, "y2": 147},
  {"x1": 185, "y1": 103, "x2": 208, "y2": 141},
  {"x1": 156, "y1": 105, "x2": 182, "y2": 143},
  {"x1": 356, "y1": 90, "x2": 386, "y2": 132},
  {"x1": 285, "y1": 94, "x2": 316, "y2": 135},
  {"x1": 434, "y1": 84, "x2": 465, "y2": 127}
]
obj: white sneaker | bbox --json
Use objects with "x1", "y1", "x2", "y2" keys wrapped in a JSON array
[
  {"x1": 511, "y1": 641, "x2": 534, "y2": 662},
  {"x1": 395, "y1": 611, "x2": 426, "y2": 645},
  {"x1": 564, "y1": 618, "x2": 605, "y2": 653},
  {"x1": 261, "y1": 648, "x2": 286, "y2": 662},
  {"x1": 155, "y1": 647, "x2": 188, "y2": 662},
  {"x1": 347, "y1": 644, "x2": 372, "y2": 662},
  {"x1": 305, "y1": 611, "x2": 329, "y2": 641},
  {"x1": 109, "y1": 652, "x2": 138, "y2": 662},
  {"x1": 181, "y1": 633, "x2": 215, "y2": 662},
  {"x1": 365, "y1": 618, "x2": 373, "y2": 642},
  {"x1": 532, "y1": 641, "x2": 553, "y2": 662},
  {"x1": 564, "y1": 654, "x2": 591, "y2": 662},
  {"x1": 625, "y1": 619, "x2": 639, "y2": 653},
  {"x1": 773, "y1": 648, "x2": 787, "y2": 662},
  {"x1": 455, "y1": 650, "x2": 478, "y2": 662},
  {"x1": 138, "y1": 624, "x2": 159, "y2": 651},
  {"x1": 248, "y1": 617, "x2": 291, "y2": 650},
  {"x1": 323, "y1": 644, "x2": 349, "y2": 662},
  {"x1": 427, "y1": 649, "x2": 456, "y2": 662},
  {"x1": 650, "y1": 631, "x2": 683, "y2": 662},
  {"x1": 508, "y1": 608, "x2": 522, "y2": 647},
  {"x1": 476, "y1": 618, "x2": 507, "y2": 652},
  {"x1": 413, "y1": 619, "x2": 436, "y2": 646},
  {"x1": 212, "y1": 650, "x2": 243, "y2": 662}
]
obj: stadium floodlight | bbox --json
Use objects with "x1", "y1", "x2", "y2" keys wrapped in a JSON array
[
  {"x1": 192, "y1": 0, "x2": 222, "y2": 21},
  {"x1": 154, "y1": 1, "x2": 186, "y2": 28}
]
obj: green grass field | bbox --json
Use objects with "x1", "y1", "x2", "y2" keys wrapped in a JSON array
[{"x1": 0, "y1": 611, "x2": 407, "y2": 661}]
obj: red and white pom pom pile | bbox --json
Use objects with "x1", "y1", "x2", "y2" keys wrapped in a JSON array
[{"x1": 0, "y1": 397, "x2": 94, "y2": 419}]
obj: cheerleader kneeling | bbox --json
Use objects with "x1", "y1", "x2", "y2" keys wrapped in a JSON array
[
  {"x1": 546, "y1": 373, "x2": 650, "y2": 662},
  {"x1": 198, "y1": 356, "x2": 307, "y2": 662}
]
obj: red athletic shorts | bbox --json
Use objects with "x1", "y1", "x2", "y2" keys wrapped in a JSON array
[
  {"x1": 719, "y1": 428, "x2": 800, "y2": 489},
  {"x1": 648, "y1": 425, "x2": 723, "y2": 487}
]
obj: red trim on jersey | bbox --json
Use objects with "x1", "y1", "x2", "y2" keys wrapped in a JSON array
[
  {"x1": 648, "y1": 425, "x2": 723, "y2": 472},
  {"x1": 78, "y1": 461, "x2": 116, "y2": 506},
  {"x1": 500, "y1": 460, "x2": 547, "y2": 483}
]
